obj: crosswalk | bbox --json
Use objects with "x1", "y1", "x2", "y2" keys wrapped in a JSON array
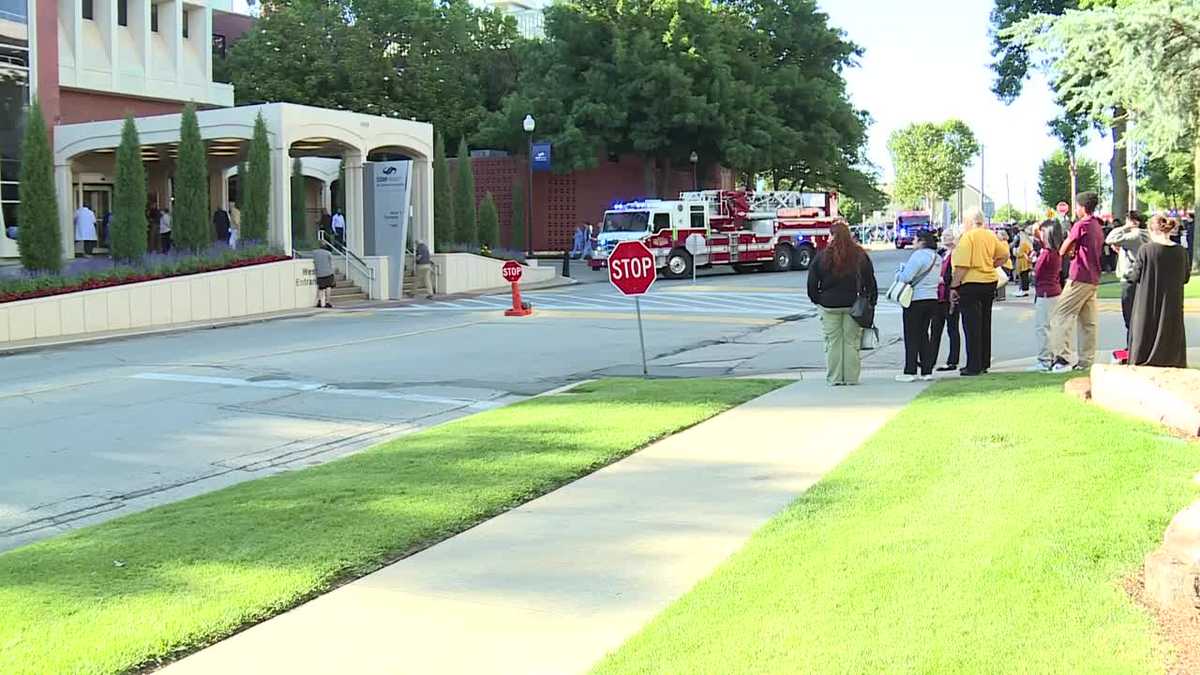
[{"x1": 377, "y1": 288, "x2": 906, "y2": 320}]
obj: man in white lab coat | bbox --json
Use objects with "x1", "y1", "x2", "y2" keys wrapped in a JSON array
[{"x1": 74, "y1": 204, "x2": 98, "y2": 255}]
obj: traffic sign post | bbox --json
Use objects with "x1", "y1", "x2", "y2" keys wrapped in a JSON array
[
  {"x1": 502, "y1": 260, "x2": 532, "y2": 317},
  {"x1": 685, "y1": 233, "x2": 706, "y2": 285},
  {"x1": 608, "y1": 241, "x2": 657, "y2": 376}
]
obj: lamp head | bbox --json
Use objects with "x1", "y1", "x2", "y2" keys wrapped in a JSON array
[
  {"x1": 522, "y1": 115, "x2": 535, "y2": 133},
  {"x1": 689, "y1": 151, "x2": 698, "y2": 164}
]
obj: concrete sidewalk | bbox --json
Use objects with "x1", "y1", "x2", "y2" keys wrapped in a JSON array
[{"x1": 162, "y1": 375, "x2": 926, "y2": 675}]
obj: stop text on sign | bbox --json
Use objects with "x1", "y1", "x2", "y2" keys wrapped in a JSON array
[{"x1": 610, "y1": 257, "x2": 653, "y2": 281}]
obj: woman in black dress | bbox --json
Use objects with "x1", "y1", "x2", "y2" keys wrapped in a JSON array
[{"x1": 1129, "y1": 215, "x2": 1190, "y2": 368}]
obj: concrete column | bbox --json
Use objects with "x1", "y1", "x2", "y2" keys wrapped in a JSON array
[
  {"x1": 269, "y1": 146, "x2": 291, "y2": 252},
  {"x1": 414, "y1": 157, "x2": 434, "y2": 253},
  {"x1": 55, "y1": 162, "x2": 75, "y2": 259},
  {"x1": 343, "y1": 153, "x2": 365, "y2": 256},
  {"x1": 322, "y1": 181, "x2": 332, "y2": 212}
]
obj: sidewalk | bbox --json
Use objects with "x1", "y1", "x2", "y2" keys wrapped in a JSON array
[{"x1": 162, "y1": 375, "x2": 925, "y2": 675}]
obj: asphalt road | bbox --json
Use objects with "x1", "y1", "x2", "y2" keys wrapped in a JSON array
[{"x1": 0, "y1": 249, "x2": 1161, "y2": 550}]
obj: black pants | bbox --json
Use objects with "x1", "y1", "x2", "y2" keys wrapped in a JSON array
[
  {"x1": 1019, "y1": 270, "x2": 1031, "y2": 292},
  {"x1": 958, "y1": 282, "x2": 996, "y2": 374},
  {"x1": 160, "y1": 232, "x2": 172, "y2": 254},
  {"x1": 930, "y1": 301, "x2": 960, "y2": 366},
  {"x1": 82, "y1": 240, "x2": 95, "y2": 255},
  {"x1": 902, "y1": 299, "x2": 941, "y2": 376},
  {"x1": 1121, "y1": 281, "x2": 1135, "y2": 349}
]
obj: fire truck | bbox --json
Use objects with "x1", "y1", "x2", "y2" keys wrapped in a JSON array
[{"x1": 589, "y1": 190, "x2": 840, "y2": 278}]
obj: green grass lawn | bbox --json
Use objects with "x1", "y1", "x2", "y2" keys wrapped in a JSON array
[
  {"x1": 0, "y1": 377, "x2": 782, "y2": 675},
  {"x1": 1098, "y1": 271, "x2": 1200, "y2": 299},
  {"x1": 595, "y1": 375, "x2": 1200, "y2": 674}
]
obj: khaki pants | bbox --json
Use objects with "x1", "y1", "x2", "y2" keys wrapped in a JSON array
[
  {"x1": 1034, "y1": 295, "x2": 1058, "y2": 366},
  {"x1": 416, "y1": 263, "x2": 434, "y2": 297},
  {"x1": 1051, "y1": 280, "x2": 1098, "y2": 367},
  {"x1": 821, "y1": 307, "x2": 864, "y2": 385}
]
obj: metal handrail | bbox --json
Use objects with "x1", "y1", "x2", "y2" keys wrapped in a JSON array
[{"x1": 317, "y1": 230, "x2": 376, "y2": 287}]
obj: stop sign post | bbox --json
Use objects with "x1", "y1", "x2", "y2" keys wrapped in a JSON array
[
  {"x1": 502, "y1": 260, "x2": 532, "y2": 317},
  {"x1": 608, "y1": 241, "x2": 658, "y2": 375}
]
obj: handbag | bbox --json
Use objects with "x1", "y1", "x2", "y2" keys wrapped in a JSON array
[
  {"x1": 860, "y1": 326, "x2": 881, "y2": 350},
  {"x1": 850, "y1": 263, "x2": 875, "y2": 329},
  {"x1": 995, "y1": 266, "x2": 1009, "y2": 288},
  {"x1": 885, "y1": 251, "x2": 939, "y2": 308}
]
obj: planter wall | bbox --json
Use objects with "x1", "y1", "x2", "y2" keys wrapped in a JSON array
[
  {"x1": 0, "y1": 259, "x2": 316, "y2": 346},
  {"x1": 432, "y1": 253, "x2": 557, "y2": 296}
]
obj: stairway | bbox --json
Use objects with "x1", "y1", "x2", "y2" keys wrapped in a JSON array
[
  {"x1": 329, "y1": 271, "x2": 368, "y2": 305},
  {"x1": 401, "y1": 252, "x2": 421, "y2": 298}
]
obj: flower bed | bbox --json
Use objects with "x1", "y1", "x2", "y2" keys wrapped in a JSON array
[{"x1": 0, "y1": 245, "x2": 289, "y2": 304}]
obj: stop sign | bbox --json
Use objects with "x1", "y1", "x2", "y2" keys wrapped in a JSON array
[
  {"x1": 501, "y1": 260, "x2": 523, "y2": 283},
  {"x1": 608, "y1": 240, "x2": 657, "y2": 296}
]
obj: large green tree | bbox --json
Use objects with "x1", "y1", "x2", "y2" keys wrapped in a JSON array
[
  {"x1": 432, "y1": 132, "x2": 454, "y2": 251},
  {"x1": 242, "y1": 113, "x2": 271, "y2": 243},
  {"x1": 17, "y1": 100, "x2": 61, "y2": 273},
  {"x1": 1038, "y1": 149, "x2": 1100, "y2": 209},
  {"x1": 990, "y1": 0, "x2": 1131, "y2": 219},
  {"x1": 1047, "y1": 110, "x2": 1091, "y2": 209},
  {"x1": 1139, "y1": 150, "x2": 1194, "y2": 211},
  {"x1": 1006, "y1": 1, "x2": 1200, "y2": 266},
  {"x1": 174, "y1": 103, "x2": 210, "y2": 252},
  {"x1": 887, "y1": 120, "x2": 980, "y2": 214},
  {"x1": 111, "y1": 116, "x2": 148, "y2": 263},
  {"x1": 453, "y1": 138, "x2": 477, "y2": 244}
]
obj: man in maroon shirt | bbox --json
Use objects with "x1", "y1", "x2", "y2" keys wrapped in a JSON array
[{"x1": 1050, "y1": 192, "x2": 1104, "y2": 372}]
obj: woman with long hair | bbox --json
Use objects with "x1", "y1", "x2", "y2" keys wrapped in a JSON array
[
  {"x1": 807, "y1": 221, "x2": 878, "y2": 385},
  {"x1": 1129, "y1": 215, "x2": 1190, "y2": 368}
]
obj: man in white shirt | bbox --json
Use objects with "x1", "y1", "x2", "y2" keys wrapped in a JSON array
[
  {"x1": 74, "y1": 204, "x2": 98, "y2": 255},
  {"x1": 159, "y1": 208, "x2": 172, "y2": 253},
  {"x1": 331, "y1": 210, "x2": 346, "y2": 243}
]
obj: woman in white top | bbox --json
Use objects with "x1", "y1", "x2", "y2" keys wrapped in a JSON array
[{"x1": 894, "y1": 231, "x2": 943, "y2": 382}]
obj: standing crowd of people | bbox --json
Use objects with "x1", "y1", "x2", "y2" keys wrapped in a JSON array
[{"x1": 809, "y1": 191, "x2": 1192, "y2": 387}]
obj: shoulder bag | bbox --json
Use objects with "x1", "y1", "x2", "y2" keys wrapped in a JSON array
[
  {"x1": 885, "y1": 250, "x2": 938, "y2": 308},
  {"x1": 850, "y1": 259, "x2": 875, "y2": 329}
]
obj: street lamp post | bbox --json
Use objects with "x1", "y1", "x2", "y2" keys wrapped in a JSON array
[
  {"x1": 523, "y1": 114, "x2": 535, "y2": 256},
  {"x1": 689, "y1": 151, "x2": 699, "y2": 191}
]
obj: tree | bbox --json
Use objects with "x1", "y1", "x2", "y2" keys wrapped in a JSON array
[
  {"x1": 110, "y1": 116, "x2": 147, "y2": 263},
  {"x1": 242, "y1": 113, "x2": 271, "y2": 243},
  {"x1": 1047, "y1": 110, "x2": 1090, "y2": 209},
  {"x1": 1038, "y1": 149, "x2": 1100, "y2": 209},
  {"x1": 291, "y1": 158, "x2": 307, "y2": 243},
  {"x1": 17, "y1": 100, "x2": 61, "y2": 273},
  {"x1": 1140, "y1": 149, "x2": 1195, "y2": 211},
  {"x1": 433, "y1": 132, "x2": 455, "y2": 251},
  {"x1": 174, "y1": 103, "x2": 210, "y2": 252},
  {"x1": 453, "y1": 137, "x2": 477, "y2": 244},
  {"x1": 1006, "y1": 1, "x2": 1200, "y2": 267},
  {"x1": 510, "y1": 175, "x2": 526, "y2": 252},
  {"x1": 478, "y1": 192, "x2": 499, "y2": 248},
  {"x1": 994, "y1": 203, "x2": 1039, "y2": 223},
  {"x1": 888, "y1": 120, "x2": 980, "y2": 216},
  {"x1": 990, "y1": 0, "x2": 1131, "y2": 219}
]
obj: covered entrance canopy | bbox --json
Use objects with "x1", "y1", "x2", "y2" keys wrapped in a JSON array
[{"x1": 52, "y1": 102, "x2": 435, "y2": 259}]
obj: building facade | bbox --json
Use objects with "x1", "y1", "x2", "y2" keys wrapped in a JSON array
[{"x1": 1, "y1": 0, "x2": 248, "y2": 257}]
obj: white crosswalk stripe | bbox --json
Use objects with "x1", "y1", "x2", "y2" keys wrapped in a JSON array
[{"x1": 376, "y1": 288, "x2": 907, "y2": 318}]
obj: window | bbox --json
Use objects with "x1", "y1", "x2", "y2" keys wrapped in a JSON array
[
  {"x1": 212, "y1": 34, "x2": 226, "y2": 59},
  {"x1": 653, "y1": 213, "x2": 671, "y2": 230},
  {"x1": 690, "y1": 207, "x2": 705, "y2": 230},
  {"x1": 0, "y1": 39, "x2": 30, "y2": 240},
  {"x1": 117, "y1": 0, "x2": 127, "y2": 26},
  {"x1": 81, "y1": 0, "x2": 93, "y2": 20},
  {"x1": 181, "y1": 9, "x2": 189, "y2": 38},
  {"x1": 150, "y1": 3, "x2": 158, "y2": 32}
]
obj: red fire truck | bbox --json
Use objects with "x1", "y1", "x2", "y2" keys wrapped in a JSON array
[{"x1": 589, "y1": 190, "x2": 840, "y2": 278}]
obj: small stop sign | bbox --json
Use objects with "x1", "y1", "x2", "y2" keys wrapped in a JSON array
[
  {"x1": 501, "y1": 260, "x2": 523, "y2": 283},
  {"x1": 608, "y1": 240, "x2": 657, "y2": 296}
]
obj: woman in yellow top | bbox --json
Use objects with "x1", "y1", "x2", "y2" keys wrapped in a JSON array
[
  {"x1": 1014, "y1": 229, "x2": 1034, "y2": 297},
  {"x1": 949, "y1": 209, "x2": 1011, "y2": 376}
]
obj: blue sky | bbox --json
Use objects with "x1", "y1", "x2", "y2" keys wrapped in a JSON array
[{"x1": 819, "y1": 0, "x2": 1111, "y2": 211}]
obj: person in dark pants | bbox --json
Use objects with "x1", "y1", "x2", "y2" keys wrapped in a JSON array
[
  {"x1": 1105, "y1": 210, "x2": 1148, "y2": 348},
  {"x1": 932, "y1": 230, "x2": 961, "y2": 371},
  {"x1": 950, "y1": 209, "x2": 1010, "y2": 376},
  {"x1": 894, "y1": 231, "x2": 943, "y2": 382}
]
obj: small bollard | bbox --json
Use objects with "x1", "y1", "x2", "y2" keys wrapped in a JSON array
[
  {"x1": 504, "y1": 280, "x2": 533, "y2": 317},
  {"x1": 562, "y1": 250, "x2": 571, "y2": 278}
]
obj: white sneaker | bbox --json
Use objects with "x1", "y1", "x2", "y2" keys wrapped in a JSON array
[
  {"x1": 920, "y1": 374, "x2": 934, "y2": 381},
  {"x1": 895, "y1": 374, "x2": 917, "y2": 383},
  {"x1": 1051, "y1": 361, "x2": 1073, "y2": 374},
  {"x1": 1027, "y1": 363, "x2": 1051, "y2": 373}
]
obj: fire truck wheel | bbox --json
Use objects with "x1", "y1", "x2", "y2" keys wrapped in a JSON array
[
  {"x1": 665, "y1": 249, "x2": 693, "y2": 279},
  {"x1": 791, "y1": 245, "x2": 815, "y2": 271},
  {"x1": 766, "y1": 244, "x2": 793, "y2": 272}
]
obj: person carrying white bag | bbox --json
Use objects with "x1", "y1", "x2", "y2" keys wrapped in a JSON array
[{"x1": 889, "y1": 231, "x2": 943, "y2": 382}]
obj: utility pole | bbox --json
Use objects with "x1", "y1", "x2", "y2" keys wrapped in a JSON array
[
  {"x1": 981, "y1": 145, "x2": 988, "y2": 224},
  {"x1": 1006, "y1": 173, "x2": 1011, "y2": 209}
]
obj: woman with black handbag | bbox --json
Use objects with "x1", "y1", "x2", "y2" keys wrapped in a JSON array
[{"x1": 807, "y1": 221, "x2": 878, "y2": 386}]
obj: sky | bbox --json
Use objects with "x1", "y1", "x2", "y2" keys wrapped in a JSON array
[{"x1": 818, "y1": 0, "x2": 1111, "y2": 212}]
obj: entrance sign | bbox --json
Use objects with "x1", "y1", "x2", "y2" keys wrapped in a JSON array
[{"x1": 607, "y1": 240, "x2": 657, "y2": 375}]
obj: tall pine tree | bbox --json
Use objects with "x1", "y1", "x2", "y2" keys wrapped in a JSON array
[
  {"x1": 242, "y1": 113, "x2": 271, "y2": 243},
  {"x1": 477, "y1": 192, "x2": 498, "y2": 248},
  {"x1": 111, "y1": 116, "x2": 147, "y2": 263},
  {"x1": 174, "y1": 103, "x2": 210, "y2": 252},
  {"x1": 17, "y1": 100, "x2": 62, "y2": 273},
  {"x1": 433, "y1": 132, "x2": 454, "y2": 251},
  {"x1": 453, "y1": 137, "x2": 477, "y2": 244}
]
